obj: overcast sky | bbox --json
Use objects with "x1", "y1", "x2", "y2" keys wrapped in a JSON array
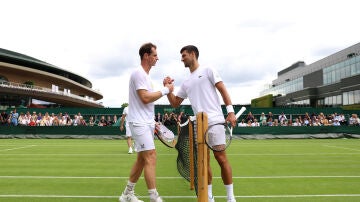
[{"x1": 1, "y1": 0, "x2": 359, "y2": 107}]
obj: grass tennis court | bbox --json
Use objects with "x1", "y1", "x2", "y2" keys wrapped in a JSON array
[{"x1": 1, "y1": 138, "x2": 360, "y2": 202}]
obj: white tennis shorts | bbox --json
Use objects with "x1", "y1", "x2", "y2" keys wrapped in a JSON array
[
  {"x1": 207, "y1": 124, "x2": 226, "y2": 147},
  {"x1": 129, "y1": 123, "x2": 155, "y2": 152}
]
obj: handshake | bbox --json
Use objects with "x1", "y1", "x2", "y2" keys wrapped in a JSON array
[{"x1": 161, "y1": 76, "x2": 175, "y2": 96}]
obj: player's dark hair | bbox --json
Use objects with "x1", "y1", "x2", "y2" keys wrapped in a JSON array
[
  {"x1": 139, "y1": 43, "x2": 157, "y2": 60},
  {"x1": 180, "y1": 45, "x2": 199, "y2": 59}
]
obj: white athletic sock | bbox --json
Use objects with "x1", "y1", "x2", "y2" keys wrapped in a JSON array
[
  {"x1": 208, "y1": 184, "x2": 213, "y2": 198},
  {"x1": 225, "y1": 183, "x2": 235, "y2": 200},
  {"x1": 148, "y1": 188, "x2": 159, "y2": 200},
  {"x1": 124, "y1": 181, "x2": 136, "y2": 194}
]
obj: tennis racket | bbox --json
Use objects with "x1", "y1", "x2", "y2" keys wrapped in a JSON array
[
  {"x1": 205, "y1": 106, "x2": 246, "y2": 152},
  {"x1": 154, "y1": 123, "x2": 179, "y2": 148}
]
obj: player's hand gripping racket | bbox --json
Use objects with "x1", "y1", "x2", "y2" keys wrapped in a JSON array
[
  {"x1": 154, "y1": 123, "x2": 179, "y2": 148},
  {"x1": 205, "y1": 106, "x2": 246, "y2": 151}
]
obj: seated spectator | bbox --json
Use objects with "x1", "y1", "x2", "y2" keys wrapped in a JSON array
[
  {"x1": 292, "y1": 118, "x2": 302, "y2": 126},
  {"x1": 238, "y1": 119, "x2": 247, "y2": 127},
  {"x1": 251, "y1": 119, "x2": 260, "y2": 127},
  {"x1": 259, "y1": 112, "x2": 267, "y2": 126},
  {"x1": 278, "y1": 112, "x2": 287, "y2": 124},
  {"x1": 312, "y1": 118, "x2": 322, "y2": 126},
  {"x1": 65, "y1": 116, "x2": 73, "y2": 126},
  {"x1": 297, "y1": 116, "x2": 304, "y2": 125},
  {"x1": 36, "y1": 112, "x2": 43, "y2": 126},
  {"x1": 349, "y1": 114, "x2": 360, "y2": 126},
  {"x1": 28, "y1": 118, "x2": 36, "y2": 126},
  {"x1": 266, "y1": 112, "x2": 273, "y2": 123},
  {"x1": 280, "y1": 119, "x2": 288, "y2": 126},
  {"x1": 24, "y1": 111, "x2": 31, "y2": 125},
  {"x1": 49, "y1": 113, "x2": 56, "y2": 125},
  {"x1": 286, "y1": 119, "x2": 292, "y2": 126},
  {"x1": 273, "y1": 119, "x2": 280, "y2": 126},
  {"x1": 73, "y1": 115, "x2": 80, "y2": 126},
  {"x1": 18, "y1": 112, "x2": 27, "y2": 126},
  {"x1": 1, "y1": 111, "x2": 9, "y2": 125},
  {"x1": 267, "y1": 117, "x2": 273, "y2": 126},
  {"x1": 155, "y1": 112, "x2": 162, "y2": 123},
  {"x1": 98, "y1": 115, "x2": 108, "y2": 126},
  {"x1": 163, "y1": 113, "x2": 174, "y2": 127},
  {"x1": 106, "y1": 115, "x2": 113, "y2": 126},
  {"x1": 303, "y1": 117, "x2": 310, "y2": 126},
  {"x1": 78, "y1": 117, "x2": 87, "y2": 126},
  {"x1": 43, "y1": 112, "x2": 51, "y2": 126},
  {"x1": 333, "y1": 119, "x2": 341, "y2": 126},
  {"x1": 246, "y1": 120, "x2": 252, "y2": 127},
  {"x1": 88, "y1": 116, "x2": 95, "y2": 126},
  {"x1": 338, "y1": 113, "x2": 347, "y2": 125},
  {"x1": 52, "y1": 116, "x2": 60, "y2": 126},
  {"x1": 112, "y1": 115, "x2": 118, "y2": 126},
  {"x1": 245, "y1": 112, "x2": 255, "y2": 123},
  {"x1": 322, "y1": 118, "x2": 331, "y2": 126},
  {"x1": 178, "y1": 111, "x2": 188, "y2": 124}
]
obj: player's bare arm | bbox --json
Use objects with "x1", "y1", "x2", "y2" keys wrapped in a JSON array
[
  {"x1": 215, "y1": 81, "x2": 236, "y2": 127},
  {"x1": 120, "y1": 115, "x2": 125, "y2": 131},
  {"x1": 137, "y1": 83, "x2": 174, "y2": 104}
]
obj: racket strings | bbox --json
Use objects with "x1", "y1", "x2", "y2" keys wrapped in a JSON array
[{"x1": 205, "y1": 123, "x2": 232, "y2": 152}]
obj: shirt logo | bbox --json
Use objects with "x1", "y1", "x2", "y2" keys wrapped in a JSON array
[{"x1": 198, "y1": 75, "x2": 203, "y2": 78}]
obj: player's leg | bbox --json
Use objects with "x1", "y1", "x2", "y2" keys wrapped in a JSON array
[
  {"x1": 207, "y1": 149, "x2": 215, "y2": 202},
  {"x1": 213, "y1": 151, "x2": 236, "y2": 202},
  {"x1": 127, "y1": 137, "x2": 133, "y2": 153},
  {"x1": 120, "y1": 123, "x2": 147, "y2": 202},
  {"x1": 133, "y1": 124, "x2": 162, "y2": 202},
  {"x1": 139, "y1": 149, "x2": 162, "y2": 201},
  {"x1": 126, "y1": 125, "x2": 133, "y2": 154}
]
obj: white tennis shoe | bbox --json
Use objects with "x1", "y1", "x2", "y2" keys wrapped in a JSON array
[
  {"x1": 150, "y1": 196, "x2": 163, "y2": 202},
  {"x1": 227, "y1": 198, "x2": 236, "y2": 202},
  {"x1": 209, "y1": 196, "x2": 215, "y2": 202},
  {"x1": 119, "y1": 192, "x2": 143, "y2": 202},
  {"x1": 128, "y1": 147, "x2": 133, "y2": 154}
]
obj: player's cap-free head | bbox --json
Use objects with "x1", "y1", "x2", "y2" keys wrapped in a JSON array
[{"x1": 180, "y1": 45, "x2": 199, "y2": 59}]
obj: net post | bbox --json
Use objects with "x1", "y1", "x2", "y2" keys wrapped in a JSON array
[
  {"x1": 188, "y1": 117, "x2": 195, "y2": 190},
  {"x1": 196, "y1": 112, "x2": 208, "y2": 202}
]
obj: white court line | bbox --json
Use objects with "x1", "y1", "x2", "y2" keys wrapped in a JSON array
[
  {"x1": 323, "y1": 144, "x2": 360, "y2": 152},
  {"x1": 227, "y1": 152, "x2": 360, "y2": 156},
  {"x1": 0, "y1": 152, "x2": 359, "y2": 156},
  {"x1": 0, "y1": 194, "x2": 360, "y2": 199},
  {"x1": 1, "y1": 175, "x2": 360, "y2": 179},
  {"x1": 0, "y1": 145, "x2": 36, "y2": 152}
]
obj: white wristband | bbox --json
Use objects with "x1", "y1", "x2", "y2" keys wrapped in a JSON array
[
  {"x1": 226, "y1": 105, "x2": 234, "y2": 114},
  {"x1": 160, "y1": 87, "x2": 170, "y2": 96}
]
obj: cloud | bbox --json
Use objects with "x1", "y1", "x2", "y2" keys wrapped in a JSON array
[{"x1": 1, "y1": 0, "x2": 360, "y2": 107}]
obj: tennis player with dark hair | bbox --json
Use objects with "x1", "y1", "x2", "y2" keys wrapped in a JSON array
[
  {"x1": 164, "y1": 45, "x2": 237, "y2": 202},
  {"x1": 119, "y1": 42, "x2": 174, "y2": 202}
]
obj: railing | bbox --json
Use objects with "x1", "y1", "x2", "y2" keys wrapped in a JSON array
[{"x1": 0, "y1": 81, "x2": 102, "y2": 106}]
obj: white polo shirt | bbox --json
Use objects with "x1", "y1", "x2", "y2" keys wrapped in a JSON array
[
  {"x1": 176, "y1": 66, "x2": 225, "y2": 125},
  {"x1": 127, "y1": 68, "x2": 155, "y2": 125}
]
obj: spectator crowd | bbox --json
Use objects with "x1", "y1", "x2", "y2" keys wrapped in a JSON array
[
  {"x1": 1, "y1": 109, "x2": 359, "y2": 127},
  {"x1": 0, "y1": 109, "x2": 118, "y2": 127},
  {"x1": 238, "y1": 111, "x2": 360, "y2": 127}
]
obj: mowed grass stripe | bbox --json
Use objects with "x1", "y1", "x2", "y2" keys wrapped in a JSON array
[{"x1": 1, "y1": 139, "x2": 360, "y2": 202}]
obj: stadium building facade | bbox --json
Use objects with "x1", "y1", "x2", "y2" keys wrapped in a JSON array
[
  {"x1": 260, "y1": 42, "x2": 360, "y2": 108},
  {"x1": 0, "y1": 48, "x2": 103, "y2": 108}
]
